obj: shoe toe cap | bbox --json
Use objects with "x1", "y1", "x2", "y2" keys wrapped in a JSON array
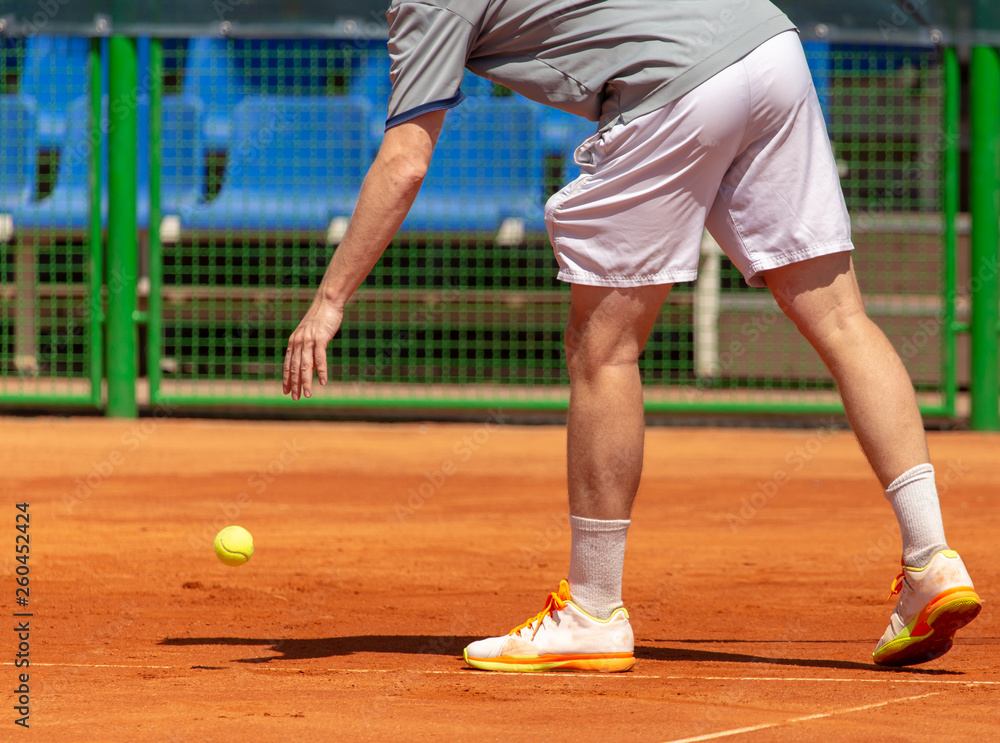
[{"x1": 464, "y1": 635, "x2": 511, "y2": 660}]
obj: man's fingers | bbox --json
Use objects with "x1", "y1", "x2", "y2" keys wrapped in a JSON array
[
  {"x1": 316, "y1": 339, "x2": 328, "y2": 386},
  {"x1": 288, "y1": 341, "x2": 304, "y2": 400},
  {"x1": 282, "y1": 342, "x2": 294, "y2": 394},
  {"x1": 284, "y1": 312, "x2": 338, "y2": 399},
  {"x1": 299, "y1": 339, "x2": 315, "y2": 400}
]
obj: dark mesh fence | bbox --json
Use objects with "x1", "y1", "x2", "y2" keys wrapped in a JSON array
[
  {"x1": 0, "y1": 36, "x2": 101, "y2": 404},
  {"x1": 0, "y1": 35, "x2": 956, "y2": 413}
]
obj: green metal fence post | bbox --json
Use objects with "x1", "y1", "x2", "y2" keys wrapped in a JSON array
[
  {"x1": 107, "y1": 36, "x2": 139, "y2": 418},
  {"x1": 88, "y1": 38, "x2": 105, "y2": 408},
  {"x1": 148, "y1": 38, "x2": 163, "y2": 406},
  {"x1": 943, "y1": 46, "x2": 960, "y2": 419},
  {"x1": 969, "y1": 46, "x2": 1000, "y2": 431}
]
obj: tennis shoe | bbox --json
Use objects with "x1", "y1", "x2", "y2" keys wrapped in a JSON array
[
  {"x1": 463, "y1": 580, "x2": 634, "y2": 672},
  {"x1": 873, "y1": 549, "x2": 981, "y2": 666}
]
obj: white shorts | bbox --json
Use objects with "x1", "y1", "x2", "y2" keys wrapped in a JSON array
[{"x1": 545, "y1": 31, "x2": 853, "y2": 288}]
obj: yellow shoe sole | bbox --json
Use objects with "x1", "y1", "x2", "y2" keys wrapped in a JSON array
[
  {"x1": 463, "y1": 649, "x2": 634, "y2": 673},
  {"x1": 873, "y1": 589, "x2": 982, "y2": 667}
]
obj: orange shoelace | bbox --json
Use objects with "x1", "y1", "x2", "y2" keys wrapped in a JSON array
[
  {"x1": 887, "y1": 572, "x2": 905, "y2": 600},
  {"x1": 509, "y1": 587, "x2": 568, "y2": 640}
]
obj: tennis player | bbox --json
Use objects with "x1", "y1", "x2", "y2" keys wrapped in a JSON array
[{"x1": 283, "y1": 0, "x2": 981, "y2": 670}]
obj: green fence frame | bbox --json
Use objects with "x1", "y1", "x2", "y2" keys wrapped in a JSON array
[
  {"x1": 140, "y1": 38, "x2": 969, "y2": 420},
  {"x1": 2, "y1": 35, "x2": 996, "y2": 426},
  {"x1": 0, "y1": 37, "x2": 104, "y2": 409},
  {"x1": 969, "y1": 46, "x2": 1000, "y2": 431},
  {"x1": 106, "y1": 36, "x2": 139, "y2": 417}
]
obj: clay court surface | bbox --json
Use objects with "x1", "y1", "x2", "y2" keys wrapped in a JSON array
[{"x1": 2, "y1": 415, "x2": 997, "y2": 740}]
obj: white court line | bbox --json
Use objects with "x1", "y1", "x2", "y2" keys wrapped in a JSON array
[
  {"x1": 8, "y1": 662, "x2": 177, "y2": 670},
  {"x1": 660, "y1": 692, "x2": 939, "y2": 743},
  {"x1": 643, "y1": 675, "x2": 998, "y2": 686},
  {"x1": 7, "y1": 663, "x2": 999, "y2": 686}
]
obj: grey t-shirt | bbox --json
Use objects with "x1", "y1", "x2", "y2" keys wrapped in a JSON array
[{"x1": 385, "y1": 0, "x2": 795, "y2": 131}]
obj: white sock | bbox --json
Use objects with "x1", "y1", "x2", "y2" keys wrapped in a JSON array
[
  {"x1": 885, "y1": 463, "x2": 949, "y2": 568},
  {"x1": 567, "y1": 514, "x2": 630, "y2": 620}
]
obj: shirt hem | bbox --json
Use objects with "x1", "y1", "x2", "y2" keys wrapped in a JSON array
[{"x1": 386, "y1": 92, "x2": 466, "y2": 130}]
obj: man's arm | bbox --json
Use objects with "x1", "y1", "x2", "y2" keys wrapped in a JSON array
[{"x1": 282, "y1": 109, "x2": 446, "y2": 400}]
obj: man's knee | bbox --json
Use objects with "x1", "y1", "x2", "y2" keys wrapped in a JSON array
[
  {"x1": 564, "y1": 284, "x2": 671, "y2": 371},
  {"x1": 564, "y1": 312, "x2": 645, "y2": 380}
]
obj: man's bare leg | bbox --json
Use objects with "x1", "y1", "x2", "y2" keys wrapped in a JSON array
[
  {"x1": 764, "y1": 252, "x2": 980, "y2": 666},
  {"x1": 563, "y1": 283, "x2": 671, "y2": 617},
  {"x1": 763, "y1": 253, "x2": 928, "y2": 487},
  {"x1": 763, "y1": 252, "x2": 947, "y2": 566},
  {"x1": 565, "y1": 283, "x2": 673, "y2": 517}
]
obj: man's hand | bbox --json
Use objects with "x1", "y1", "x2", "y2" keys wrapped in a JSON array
[
  {"x1": 280, "y1": 109, "x2": 445, "y2": 401},
  {"x1": 282, "y1": 297, "x2": 345, "y2": 400}
]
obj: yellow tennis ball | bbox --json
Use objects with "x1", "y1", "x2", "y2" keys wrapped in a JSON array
[{"x1": 214, "y1": 525, "x2": 254, "y2": 567}]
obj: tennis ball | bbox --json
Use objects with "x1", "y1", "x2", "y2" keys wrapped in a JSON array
[{"x1": 214, "y1": 525, "x2": 254, "y2": 567}]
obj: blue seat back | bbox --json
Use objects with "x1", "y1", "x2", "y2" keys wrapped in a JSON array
[
  {"x1": 422, "y1": 98, "x2": 543, "y2": 198},
  {"x1": 348, "y1": 43, "x2": 391, "y2": 105},
  {"x1": 541, "y1": 107, "x2": 598, "y2": 181},
  {"x1": 138, "y1": 95, "x2": 204, "y2": 221},
  {"x1": 134, "y1": 39, "x2": 205, "y2": 223},
  {"x1": 0, "y1": 95, "x2": 37, "y2": 208},
  {"x1": 460, "y1": 70, "x2": 496, "y2": 97},
  {"x1": 19, "y1": 36, "x2": 91, "y2": 146},
  {"x1": 230, "y1": 39, "x2": 341, "y2": 94},
  {"x1": 802, "y1": 40, "x2": 832, "y2": 125},
  {"x1": 161, "y1": 98, "x2": 205, "y2": 207},
  {"x1": 182, "y1": 38, "x2": 244, "y2": 146},
  {"x1": 52, "y1": 96, "x2": 104, "y2": 197},
  {"x1": 223, "y1": 96, "x2": 373, "y2": 194},
  {"x1": 1, "y1": 36, "x2": 22, "y2": 79}
]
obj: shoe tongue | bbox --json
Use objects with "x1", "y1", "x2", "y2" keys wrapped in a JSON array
[{"x1": 556, "y1": 579, "x2": 573, "y2": 602}]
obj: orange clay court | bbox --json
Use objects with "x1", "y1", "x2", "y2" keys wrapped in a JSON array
[{"x1": 3, "y1": 416, "x2": 997, "y2": 741}]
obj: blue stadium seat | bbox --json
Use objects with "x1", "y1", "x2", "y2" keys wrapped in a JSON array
[
  {"x1": 345, "y1": 45, "x2": 390, "y2": 145},
  {"x1": 1, "y1": 36, "x2": 22, "y2": 79},
  {"x1": 19, "y1": 36, "x2": 92, "y2": 149},
  {"x1": 0, "y1": 96, "x2": 37, "y2": 241},
  {"x1": 11, "y1": 96, "x2": 107, "y2": 233},
  {"x1": 399, "y1": 97, "x2": 545, "y2": 238},
  {"x1": 176, "y1": 96, "x2": 374, "y2": 237},
  {"x1": 230, "y1": 39, "x2": 341, "y2": 95},
  {"x1": 182, "y1": 39, "x2": 344, "y2": 153},
  {"x1": 140, "y1": 98, "x2": 205, "y2": 238},
  {"x1": 181, "y1": 38, "x2": 244, "y2": 150},
  {"x1": 542, "y1": 107, "x2": 598, "y2": 179},
  {"x1": 460, "y1": 69, "x2": 497, "y2": 97},
  {"x1": 802, "y1": 40, "x2": 832, "y2": 125},
  {"x1": 348, "y1": 44, "x2": 391, "y2": 106},
  {"x1": 135, "y1": 36, "x2": 153, "y2": 231}
]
